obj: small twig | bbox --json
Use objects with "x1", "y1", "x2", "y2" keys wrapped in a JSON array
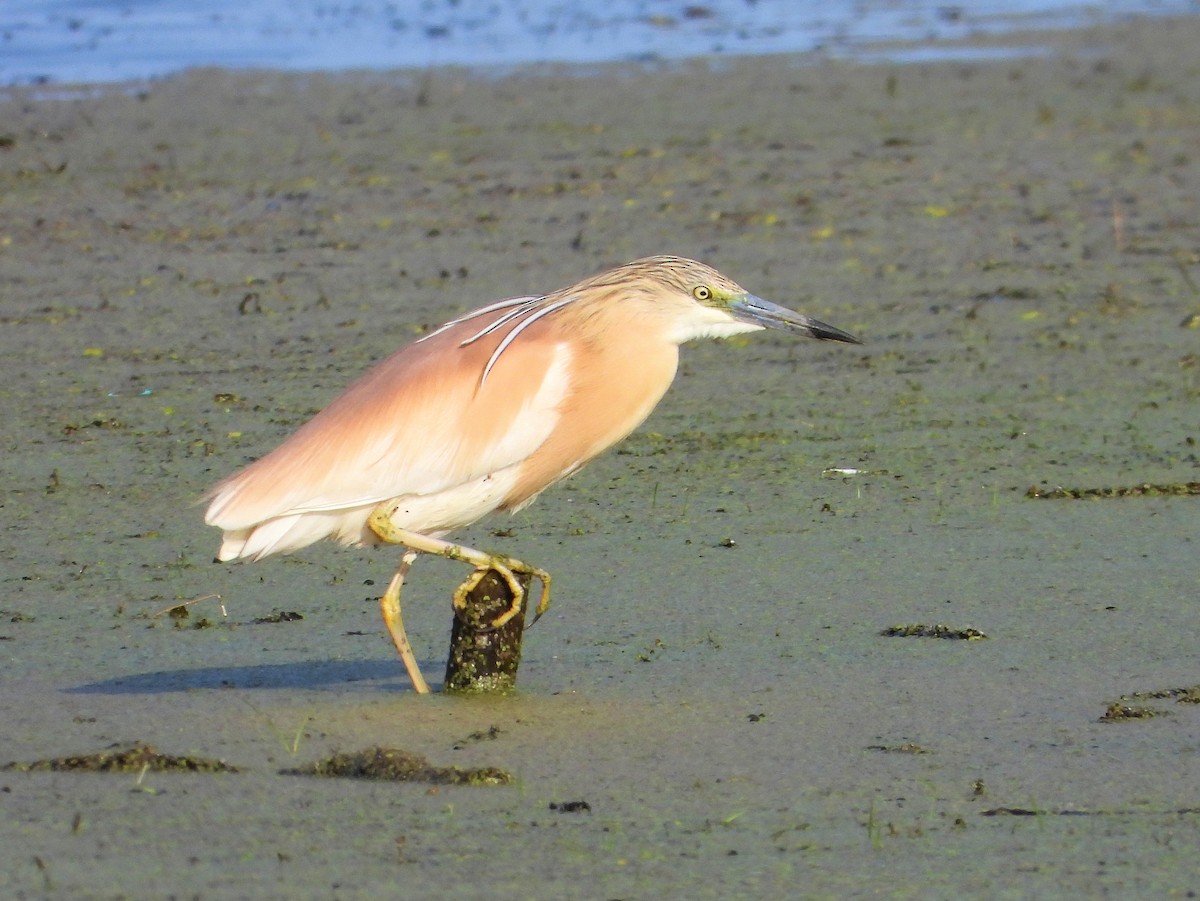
[
  {"x1": 1111, "y1": 198, "x2": 1125, "y2": 252},
  {"x1": 151, "y1": 593, "x2": 226, "y2": 618}
]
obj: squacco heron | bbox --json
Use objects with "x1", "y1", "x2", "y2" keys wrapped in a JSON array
[{"x1": 205, "y1": 255, "x2": 859, "y2": 693}]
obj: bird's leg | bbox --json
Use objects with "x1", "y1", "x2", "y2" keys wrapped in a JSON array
[
  {"x1": 367, "y1": 504, "x2": 552, "y2": 630},
  {"x1": 378, "y1": 549, "x2": 431, "y2": 694}
]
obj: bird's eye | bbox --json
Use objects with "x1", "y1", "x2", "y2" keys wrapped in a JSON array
[{"x1": 692, "y1": 285, "x2": 712, "y2": 301}]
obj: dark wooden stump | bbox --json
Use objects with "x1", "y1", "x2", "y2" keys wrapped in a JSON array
[{"x1": 443, "y1": 569, "x2": 530, "y2": 694}]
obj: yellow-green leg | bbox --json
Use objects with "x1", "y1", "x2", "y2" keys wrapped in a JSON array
[{"x1": 378, "y1": 549, "x2": 431, "y2": 694}]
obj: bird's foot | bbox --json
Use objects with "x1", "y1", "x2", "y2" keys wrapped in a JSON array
[
  {"x1": 365, "y1": 505, "x2": 552, "y2": 630},
  {"x1": 452, "y1": 558, "x2": 552, "y2": 631}
]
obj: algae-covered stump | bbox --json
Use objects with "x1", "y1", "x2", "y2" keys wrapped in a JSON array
[{"x1": 444, "y1": 568, "x2": 531, "y2": 694}]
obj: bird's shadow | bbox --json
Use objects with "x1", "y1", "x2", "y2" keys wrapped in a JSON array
[{"x1": 65, "y1": 659, "x2": 423, "y2": 695}]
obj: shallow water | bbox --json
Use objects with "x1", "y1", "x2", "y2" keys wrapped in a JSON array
[{"x1": 2, "y1": 0, "x2": 1197, "y2": 84}]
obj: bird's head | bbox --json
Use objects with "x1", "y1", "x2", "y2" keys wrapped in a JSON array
[{"x1": 613, "y1": 255, "x2": 861, "y2": 346}]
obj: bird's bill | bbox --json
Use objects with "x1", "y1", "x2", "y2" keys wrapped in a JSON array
[{"x1": 732, "y1": 294, "x2": 861, "y2": 344}]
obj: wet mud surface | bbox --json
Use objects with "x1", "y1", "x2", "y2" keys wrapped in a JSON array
[{"x1": 1, "y1": 16, "x2": 1198, "y2": 899}]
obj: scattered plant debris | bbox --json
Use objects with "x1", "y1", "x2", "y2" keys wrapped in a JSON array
[
  {"x1": 452, "y1": 726, "x2": 503, "y2": 749},
  {"x1": 2, "y1": 743, "x2": 237, "y2": 773},
  {"x1": 281, "y1": 747, "x2": 511, "y2": 785},
  {"x1": 1101, "y1": 702, "x2": 1164, "y2": 721},
  {"x1": 1124, "y1": 685, "x2": 1200, "y2": 704},
  {"x1": 880, "y1": 624, "x2": 987, "y2": 640},
  {"x1": 549, "y1": 800, "x2": 592, "y2": 813},
  {"x1": 1098, "y1": 684, "x2": 1200, "y2": 721},
  {"x1": 254, "y1": 610, "x2": 304, "y2": 624},
  {"x1": 865, "y1": 743, "x2": 930, "y2": 754},
  {"x1": 1026, "y1": 481, "x2": 1200, "y2": 499}
]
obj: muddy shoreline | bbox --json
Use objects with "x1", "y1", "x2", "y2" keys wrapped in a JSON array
[{"x1": 2, "y1": 16, "x2": 1198, "y2": 898}]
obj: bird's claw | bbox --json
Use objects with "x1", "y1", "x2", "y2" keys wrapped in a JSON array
[{"x1": 452, "y1": 561, "x2": 551, "y2": 632}]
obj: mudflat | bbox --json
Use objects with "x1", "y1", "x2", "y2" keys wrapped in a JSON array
[{"x1": 1, "y1": 16, "x2": 1198, "y2": 898}]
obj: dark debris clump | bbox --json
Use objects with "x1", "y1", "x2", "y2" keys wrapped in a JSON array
[
  {"x1": 880, "y1": 624, "x2": 987, "y2": 640},
  {"x1": 2, "y1": 742, "x2": 238, "y2": 773},
  {"x1": 281, "y1": 747, "x2": 511, "y2": 785},
  {"x1": 1026, "y1": 481, "x2": 1200, "y2": 499},
  {"x1": 1099, "y1": 684, "x2": 1200, "y2": 721}
]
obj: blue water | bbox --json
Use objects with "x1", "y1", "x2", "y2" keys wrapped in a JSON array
[{"x1": 1, "y1": 0, "x2": 1195, "y2": 85}]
